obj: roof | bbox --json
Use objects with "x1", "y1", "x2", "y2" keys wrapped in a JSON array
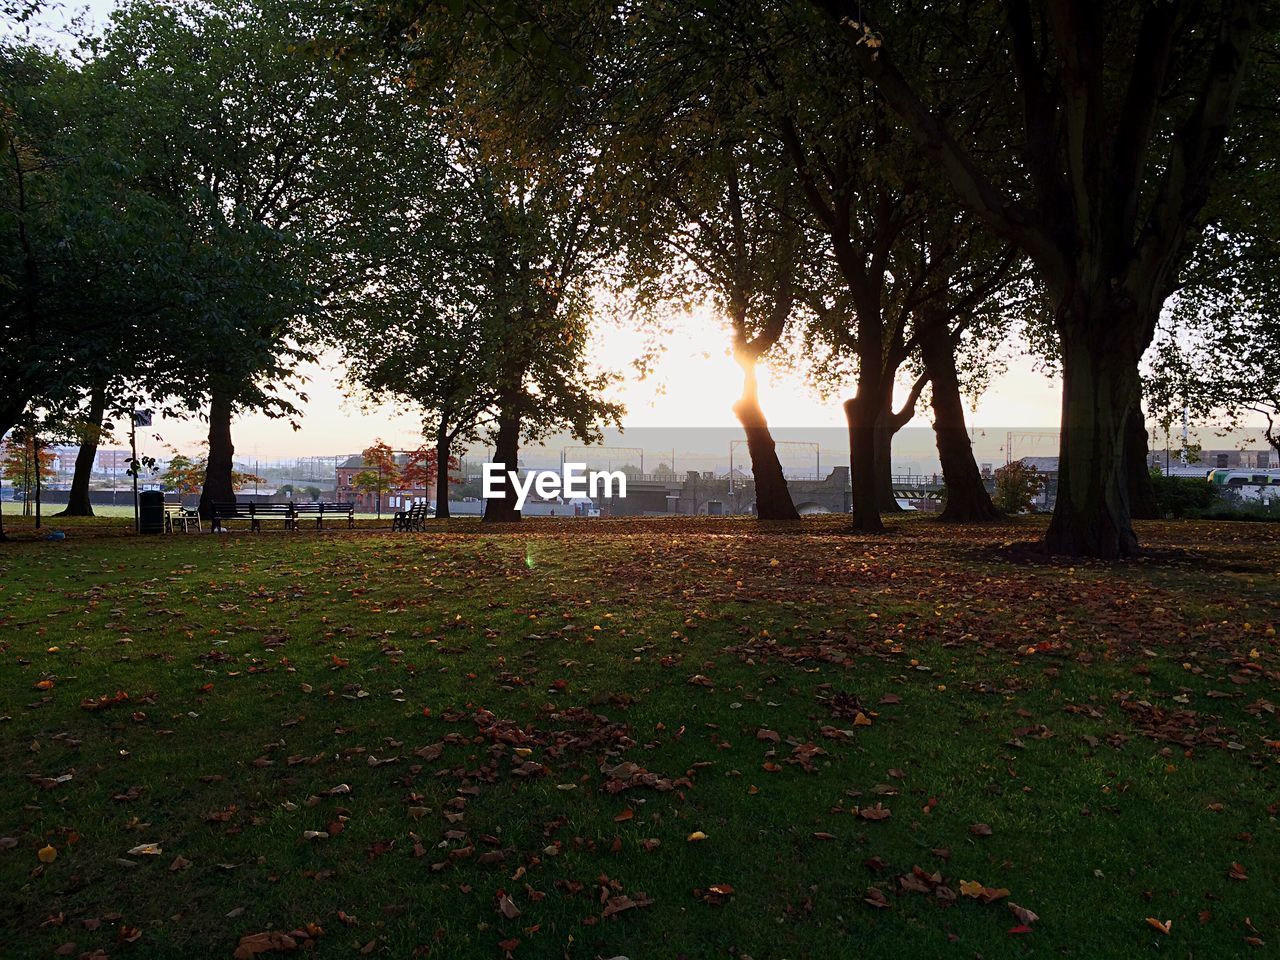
[
  {"x1": 1016, "y1": 456, "x2": 1060, "y2": 472},
  {"x1": 339, "y1": 453, "x2": 414, "y2": 470}
]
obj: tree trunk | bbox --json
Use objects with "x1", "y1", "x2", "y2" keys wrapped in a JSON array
[
  {"x1": 482, "y1": 397, "x2": 521, "y2": 523},
  {"x1": 873, "y1": 411, "x2": 903, "y2": 512},
  {"x1": 1125, "y1": 405, "x2": 1158, "y2": 521},
  {"x1": 1, "y1": 395, "x2": 25, "y2": 536},
  {"x1": 434, "y1": 429, "x2": 451, "y2": 520},
  {"x1": 732, "y1": 357, "x2": 799, "y2": 521},
  {"x1": 199, "y1": 387, "x2": 236, "y2": 521},
  {"x1": 1045, "y1": 322, "x2": 1142, "y2": 558},
  {"x1": 845, "y1": 388, "x2": 885, "y2": 533},
  {"x1": 919, "y1": 322, "x2": 1001, "y2": 522},
  {"x1": 0, "y1": 404, "x2": 19, "y2": 542},
  {"x1": 58, "y1": 381, "x2": 107, "y2": 517}
]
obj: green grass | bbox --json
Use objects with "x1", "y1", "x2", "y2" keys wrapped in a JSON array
[
  {"x1": 2, "y1": 501, "x2": 408, "y2": 523},
  {"x1": 1, "y1": 516, "x2": 1277, "y2": 959}
]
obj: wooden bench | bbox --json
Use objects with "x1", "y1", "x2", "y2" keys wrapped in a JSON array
[
  {"x1": 292, "y1": 501, "x2": 355, "y2": 530},
  {"x1": 392, "y1": 501, "x2": 432, "y2": 532},
  {"x1": 210, "y1": 501, "x2": 295, "y2": 533},
  {"x1": 163, "y1": 495, "x2": 201, "y2": 533}
]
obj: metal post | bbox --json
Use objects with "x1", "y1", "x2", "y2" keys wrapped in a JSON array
[
  {"x1": 131, "y1": 418, "x2": 139, "y2": 533},
  {"x1": 34, "y1": 433, "x2": 42, "y2": 530}
]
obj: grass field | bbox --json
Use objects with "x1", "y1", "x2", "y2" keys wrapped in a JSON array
[
  {"x1": 0, "y1": 502, "x2": 402, "y2": 524},
  {"x1": 1, "y1": 515, "x2": 1277, "y2": 959}
]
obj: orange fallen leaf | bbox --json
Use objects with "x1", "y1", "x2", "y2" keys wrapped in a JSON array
[{"x1": 1145, "y1": 918, "x2": 1172, "y2": 935}]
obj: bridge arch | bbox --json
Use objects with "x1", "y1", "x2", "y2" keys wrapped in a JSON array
[{"x1": 794, "y1": 501, "x2": 831, "y2": 515}]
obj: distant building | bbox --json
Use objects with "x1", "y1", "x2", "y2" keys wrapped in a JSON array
[
  {"x1": 336, "y1": 452, "x2": 434, "y2": 512},
  {"x1": 1013, "y1": 457, "x2": 1059, "y2": 511},
  {"x1": 97, "y1": 449, "x2": 131, "y2": 472}
]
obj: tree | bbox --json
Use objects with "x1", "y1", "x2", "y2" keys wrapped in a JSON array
[
  {"x1": 993, "y1": 461, "x2": 1043, "y2": 515},
  {"x1": 1, "y1": 429, "x2": 55, "y2": 508},
  {"x1": 160, "y1": 454, "x2": 206, "y2": 496},
  {"x1": 401, "y1": 445, "x2": 460, "y2": 509},
  {"x1": 1144, "y1": 29, "x2": 1280, "y2": 462},
  {"x1": 1, "y1": 40, "x2": 186, "y2": 448},
  {"x1": 94, "y1": 0, "x2": 427, "y2": 520},
  {"x1": 351, "y1": 440, "x2": 400, "y2": 516},
  {"x1": 1149, "y1": 296, "x2": 1280, "y2": 459},
  {"x1": 597, "y1": 8, "x2": 810, "y2": 522},
  {"x1": 161, "y1": 449, "x2": 263, "y2": 495},
  {"x1": 55, "y1": 382, "x2": 112, "y2": 517},
  {"x1": 819, "y1": 0, "x2": 1263, "y2": 556},
  {"x1": 330, "y1": 120, "x2": 497, "y2": 521},
  {"x1": 909, "y1": 226, "x2": 1025, "y2": 523},
  {"x1": 620, "y1": 143, "x2": 806, "y2": 521}
]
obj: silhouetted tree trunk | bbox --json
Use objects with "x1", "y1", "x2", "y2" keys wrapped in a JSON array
[
  {"x1": 58, "y1": 381, "x2": 107, "y2": 517},
  {"x1": 483, "y1": 395, "x2": 521, "y2": 523},
  {"x1": 871, "y1": 374, "x2": 928, "y2": 512},
  {"x1": 434, "y1": 426, "x2": 451, "y2": 520},
  {"x1": 733, "y1": 356, "x2": 799, "y2": 521},
  {"x1": 199, "y1": 386, "x2": 236, "y2": 520},
  {"x1": 1126, "y1": 405, "x2": 1158, "y2": 521},
  {"x1": 873, "y1": 412, "x2": 902, "y2": 513},
  {"x1": 1044, "y1": 318, "x2": 1143, "y2": 557},
  {"x1": 845, "y1": 379, "x2": 885, "y2": 533},
  {"x1": 918, "y1": 318, "x2": 1000, "y2": 522}
]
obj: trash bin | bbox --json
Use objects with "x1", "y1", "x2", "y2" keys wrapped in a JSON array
[{"x1": 138, "y1": 490, "x2": 165, "y2": 535}]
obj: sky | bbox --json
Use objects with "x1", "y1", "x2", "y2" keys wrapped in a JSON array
[{"x1": 12, "y1": 0, "x2": 1070, "y2": 464}]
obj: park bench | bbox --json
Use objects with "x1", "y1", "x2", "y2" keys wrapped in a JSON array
[
  {"x1": 163, "y1": 495, "x2": 201, "y2": 533},
  {"x1": 210, "y1": 501, "x2": 296, "y2": 533},
  {"x1": 292, "y1": 501, "x2": 356, "y2": 530},
  {"x1": 392, "y1": 501, "x2": 432, "y2": 532}
]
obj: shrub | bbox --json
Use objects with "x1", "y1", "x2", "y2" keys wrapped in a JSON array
[
  {"x1": 1149, "y1": 472, "x2": 1218, "y2": 518},
  {"x1": 993, "y1": 462, "x2": 1043, "y2": 514}
]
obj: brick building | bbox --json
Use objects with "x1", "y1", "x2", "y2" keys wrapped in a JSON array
[{"x1": 335, "y1": 453, "x2": 434, "y2": 513}]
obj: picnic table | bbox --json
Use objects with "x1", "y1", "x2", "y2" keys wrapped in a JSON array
[{"x1": 163, "y1": 496, "x2": 202, "y2": 533}]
